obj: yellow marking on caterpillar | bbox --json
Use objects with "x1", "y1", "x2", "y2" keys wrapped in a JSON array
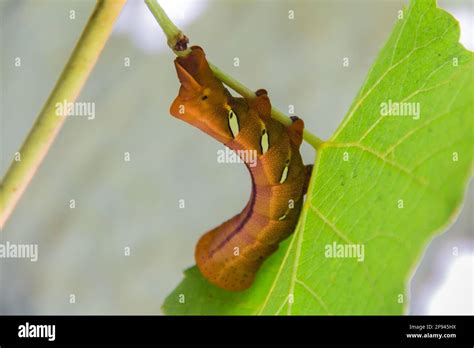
[
  {"x1": 227, "y1": 108, "x2": 239, "y2": 138},
  {"x1": 261, "y1": 127, "x2": 269, "y2": 154},
  {"x1": 279, "y1": 159, "x2": 290, "y2": 184}
]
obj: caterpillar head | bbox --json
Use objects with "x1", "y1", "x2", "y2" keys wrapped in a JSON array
[{"x1": 170, "y1": 46, "x2": 234, "y2": 143}]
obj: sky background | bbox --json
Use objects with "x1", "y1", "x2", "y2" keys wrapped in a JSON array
[{"x1": 0, "y1": 0, "x2": 472, "y2": 314}]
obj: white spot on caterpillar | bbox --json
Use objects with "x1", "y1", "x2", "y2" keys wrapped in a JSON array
[
  {"x1": 278, "y1": 214, "x2": 287, "y2": 221},
  {"x1": 228, "y1": 109, "x2": 239, "y2": 138},
  {"x1": 261, "y1": 128, "x2": 269, "y2": 154},
  {"x1": 279, "y1": 159, "x2": 290, "y2": 184}
]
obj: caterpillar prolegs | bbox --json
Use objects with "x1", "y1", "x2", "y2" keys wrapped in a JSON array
[{"x1": 170, "y1": 46, "x2": 312, "y2": 291}]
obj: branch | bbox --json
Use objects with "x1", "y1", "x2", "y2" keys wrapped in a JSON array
[
  {"x1": 145, "y1": 0, "x2": 325, "y2": 150},
  {"x1": 0, "y1": 0, "x2": 127, "y2": 229}
]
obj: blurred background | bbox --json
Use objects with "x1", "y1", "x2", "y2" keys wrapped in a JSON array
[{"x1": 0, "y1": 0, "x2": 472, "y2": 314}]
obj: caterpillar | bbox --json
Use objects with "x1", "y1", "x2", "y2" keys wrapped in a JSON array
[{"x1": 170, "y1": 46, "x2": 312, "y2": 291}]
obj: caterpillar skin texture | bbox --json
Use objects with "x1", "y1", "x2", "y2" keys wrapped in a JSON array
[{"x1": 170, "y1": 46, "x2": 311, "y2": 291}]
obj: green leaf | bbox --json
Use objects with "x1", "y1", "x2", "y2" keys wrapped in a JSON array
[{"x1": 162, "y1": 0, "x2": 473, "y2": 315}]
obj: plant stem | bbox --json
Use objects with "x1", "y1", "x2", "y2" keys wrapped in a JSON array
[
  {"x1": 145, "y1": 0, "x2": 191, "y2": 56},
  {"x1": 0, "y1": 0, "x2": 127, "y2": 229},
  {"x1": 144, "y1": 0, "x2": 325, "y2": 150}
]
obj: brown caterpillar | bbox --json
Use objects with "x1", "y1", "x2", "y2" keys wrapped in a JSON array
[{"x1": 170, "y1": 46, "x2": 312, "y2": 291}]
